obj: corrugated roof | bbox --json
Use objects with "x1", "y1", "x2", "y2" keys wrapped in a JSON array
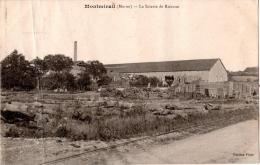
[{"x1": 105, "y1": 59, "x2": 219, "y2": 73}]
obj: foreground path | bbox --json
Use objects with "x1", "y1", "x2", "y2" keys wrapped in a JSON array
[
  {"x1": 1, "y1": 120, "x2": 259, "y2": 164},
  {"x1": 58, "y1": 120, "x2": 259, "y2": 164}
]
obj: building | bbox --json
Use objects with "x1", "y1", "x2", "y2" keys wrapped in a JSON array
[
  {"x1": 244, "y1": 67, "x2": 258, "y2": 73},
  {"x1": 229, "y1": 67, "x2": 258, "y2": 82},
  {"x1": 105, "y1": 58, "x2": 228, "y2": 84},
  {"x1": 70, "y1": 61, "x2": 86, "y2": 77}
]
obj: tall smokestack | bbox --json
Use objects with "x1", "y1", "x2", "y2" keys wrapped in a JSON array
[{"x1": 74, "y1": 41, "x2": 77, "y2": 62}]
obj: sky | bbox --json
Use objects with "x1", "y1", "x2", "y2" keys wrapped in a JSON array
[{"x1": 0, "y1": 0, "x2": 258, "y2": 71}]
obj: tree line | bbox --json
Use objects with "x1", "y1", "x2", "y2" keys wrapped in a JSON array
[{"x1": 1, "y1": 50, "x2": 111, "y2": 91}]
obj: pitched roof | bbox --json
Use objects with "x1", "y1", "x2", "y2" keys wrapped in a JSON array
[
  {"x1": 105, "y1": 59, "x2": 220, "y2": 73},
  {"x1": 244, "y1": 67, "x2": 258, "y2": 73}
]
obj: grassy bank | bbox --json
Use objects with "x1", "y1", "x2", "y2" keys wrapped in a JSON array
[{"x1": 2, "y1": 102, "x2": 257, "y2": 141}]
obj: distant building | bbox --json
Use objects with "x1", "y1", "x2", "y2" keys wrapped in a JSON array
[
  {"x1": 70, "y1": 61, "x2": 86, "y2": 77},
  {"x1": 105, "y1": 58, "x2": 228, "y2": 84},
  {"x1": 244, "y1": 67, "x2": 258, "y2": 73},
  {"x1": 230, "y1": 67, "x2": 258, "y2": 82},
  {"x1": 230, "y1": 75, "x2": 258, "y2": 82}
]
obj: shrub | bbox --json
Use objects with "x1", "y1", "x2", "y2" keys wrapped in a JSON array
[
  {"x1": 85, "y1": 60, "x2": 107, "y2": 80},
  {"x1": 165, "y1": 76, "x2": 174, "y2": 86},
  {"x1": 129, "y1": 75, "x2": 150, "y2": 87},
  {"x1": 56, "y1": 125, "x2": 70, "y2": 137},
  {"x1": 42, "y1": 71, "x2": 76, "y2": 90},
  {"x1": 148, "y1": 77, "x2": 162, "y2": 87},
  {"x1": 130, "y1": 75, "x2": 162, "y2": 87},
  {"x1": 63, "y1": 72, "x2": 76, "y2": 90},
  {"x1": 123, "y1": 105, "x2": 147, "y2": 117},
  {"x1": 100, "y1": 87, "x2": 117, "y2": 97},
  {"x1": 5, "y1": 125, "x2": 20, "y2": 137},
  {"x1": 97, "y1": 75, "x2": 112, "y2": 87},
  {"x1": 76, "y1": 72, "x2": 92, "y2": 90}
]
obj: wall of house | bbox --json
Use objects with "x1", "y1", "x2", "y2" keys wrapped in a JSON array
[
  {"x1": 125, "y1": 70, "x2": 210, "y2": 83},
  {"x1": 196, "y1": 81, "x2": 233, "y2": 97},
  {"x1": 108, "y1": 60, "x2": 228, "y2": 83},
  {"x1": 208, "y1": 60, "x2": 228, "y2": 82},
  {"x1": 231, "y1": 75, "x2": 258, "y2": 82}
]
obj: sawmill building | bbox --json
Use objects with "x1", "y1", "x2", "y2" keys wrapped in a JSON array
[{"x1": 105, "y1": 58, "x2": 228, "y2": 84}]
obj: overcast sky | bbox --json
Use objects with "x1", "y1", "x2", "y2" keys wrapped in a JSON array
[{"x1": 0, "y1": 0, "x2": 258, "y2": 71}]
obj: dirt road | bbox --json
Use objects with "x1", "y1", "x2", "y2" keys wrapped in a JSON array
[
  {"x1": 56, "y1": 120, "x2": 259, "y2": 165},
  {"x1": 1, "y1": 120, "x2": 259, "y2": 165}
]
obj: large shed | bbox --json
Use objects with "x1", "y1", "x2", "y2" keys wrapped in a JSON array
[{"x1": 105, "y1": 58, "x2": 228, "y2": 83}]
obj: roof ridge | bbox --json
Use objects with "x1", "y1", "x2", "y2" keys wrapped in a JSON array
[
  {"x1": 105, "y1": 58, "x2": 219, "y2": 66},
  {"x1": 105, "y1": 59, "x2": 221, "y2": 73}
]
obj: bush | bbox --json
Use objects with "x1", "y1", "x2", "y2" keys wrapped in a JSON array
[
  {"x1": 100, "y1": 87, "x2": 117, "y2": 97},
  {"x1": 76, "y1": 72, "x2": 92, "y2": 90},
  {"x1": 5, "y1": 125, "x2": 20, "y2": 137},
  {"x1": 165, "y1": 76, "x2": 174, "y2": 86},
  {"x1": 63, "y1": 72, "x2": 76, "y2": 90},
  {"x1": 130, "y1": 75, "x2": 162, "y2": 87},
  {"x1": 42, "y1": 71, "x2": 76, "y2": 90},
  {"x1": 56, "y1": 125, "x2": 71, "y2": 137},
  {"x1": 129, "y1": 75, "x2": 150, "y2": 87},
  {"x1": 148, "y1": 76, "x2": 162, "y2": 87},
  {"x1": 97, "y1": 75, "x2": 112, "y2": 87}
]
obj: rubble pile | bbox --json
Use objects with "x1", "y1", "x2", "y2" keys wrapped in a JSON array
[
  {"x1": 147, "y1": 101, "x2": 209, "y2": 120},
  {"x1": 100, "y1": 87, "x2": 198, "y2": 100},
  {"x1": 204, "y1": 103, "x2": 222, "y2": 111},
  {"x1": 1, "y1": 90, "x2": 257, "y2": 141},
  {"x1": 121, "y1": 88, "x2": 147, "y2": 99},
  {"x1": 100, "y1": 87, "x2": 122, "y2": 97},
  {"x1": 100, "y1": 87, "x2": 148, "y2": 99},
  {"x1": 0, "y1": 101, "x2": 62, "y2": 136}
]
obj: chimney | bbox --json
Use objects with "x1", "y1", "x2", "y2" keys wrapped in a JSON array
[{"x1": 74, "y1": 41, "x2": 77, "y2": 62}]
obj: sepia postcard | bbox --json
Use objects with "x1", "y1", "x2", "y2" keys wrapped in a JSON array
[{"x1": 0, "y1": 0, "x2": 259, "y2": 164}]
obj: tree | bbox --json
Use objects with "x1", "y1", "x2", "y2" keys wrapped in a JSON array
[
  {"x1": 1, "y1": 50, "x2": 37, "y2": 90},
  {"x1": 44, "y1": 54, "x2": 73, "y2": 72},
  {"x1": 42, "y1": 71, "x2": 76, "y2": 90},
  {"x1": 31, "y1": 57, "x2": 48, "y2": 89},
  {"x1": 31, "y1": 57, "x2": 47, "y2": 76},
  {"x1": 76, "y1": 72, "x2": 92, "y2": 90},
  {"x1": 86, "y1": 60, "x2": 107, "y2": 80}
]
